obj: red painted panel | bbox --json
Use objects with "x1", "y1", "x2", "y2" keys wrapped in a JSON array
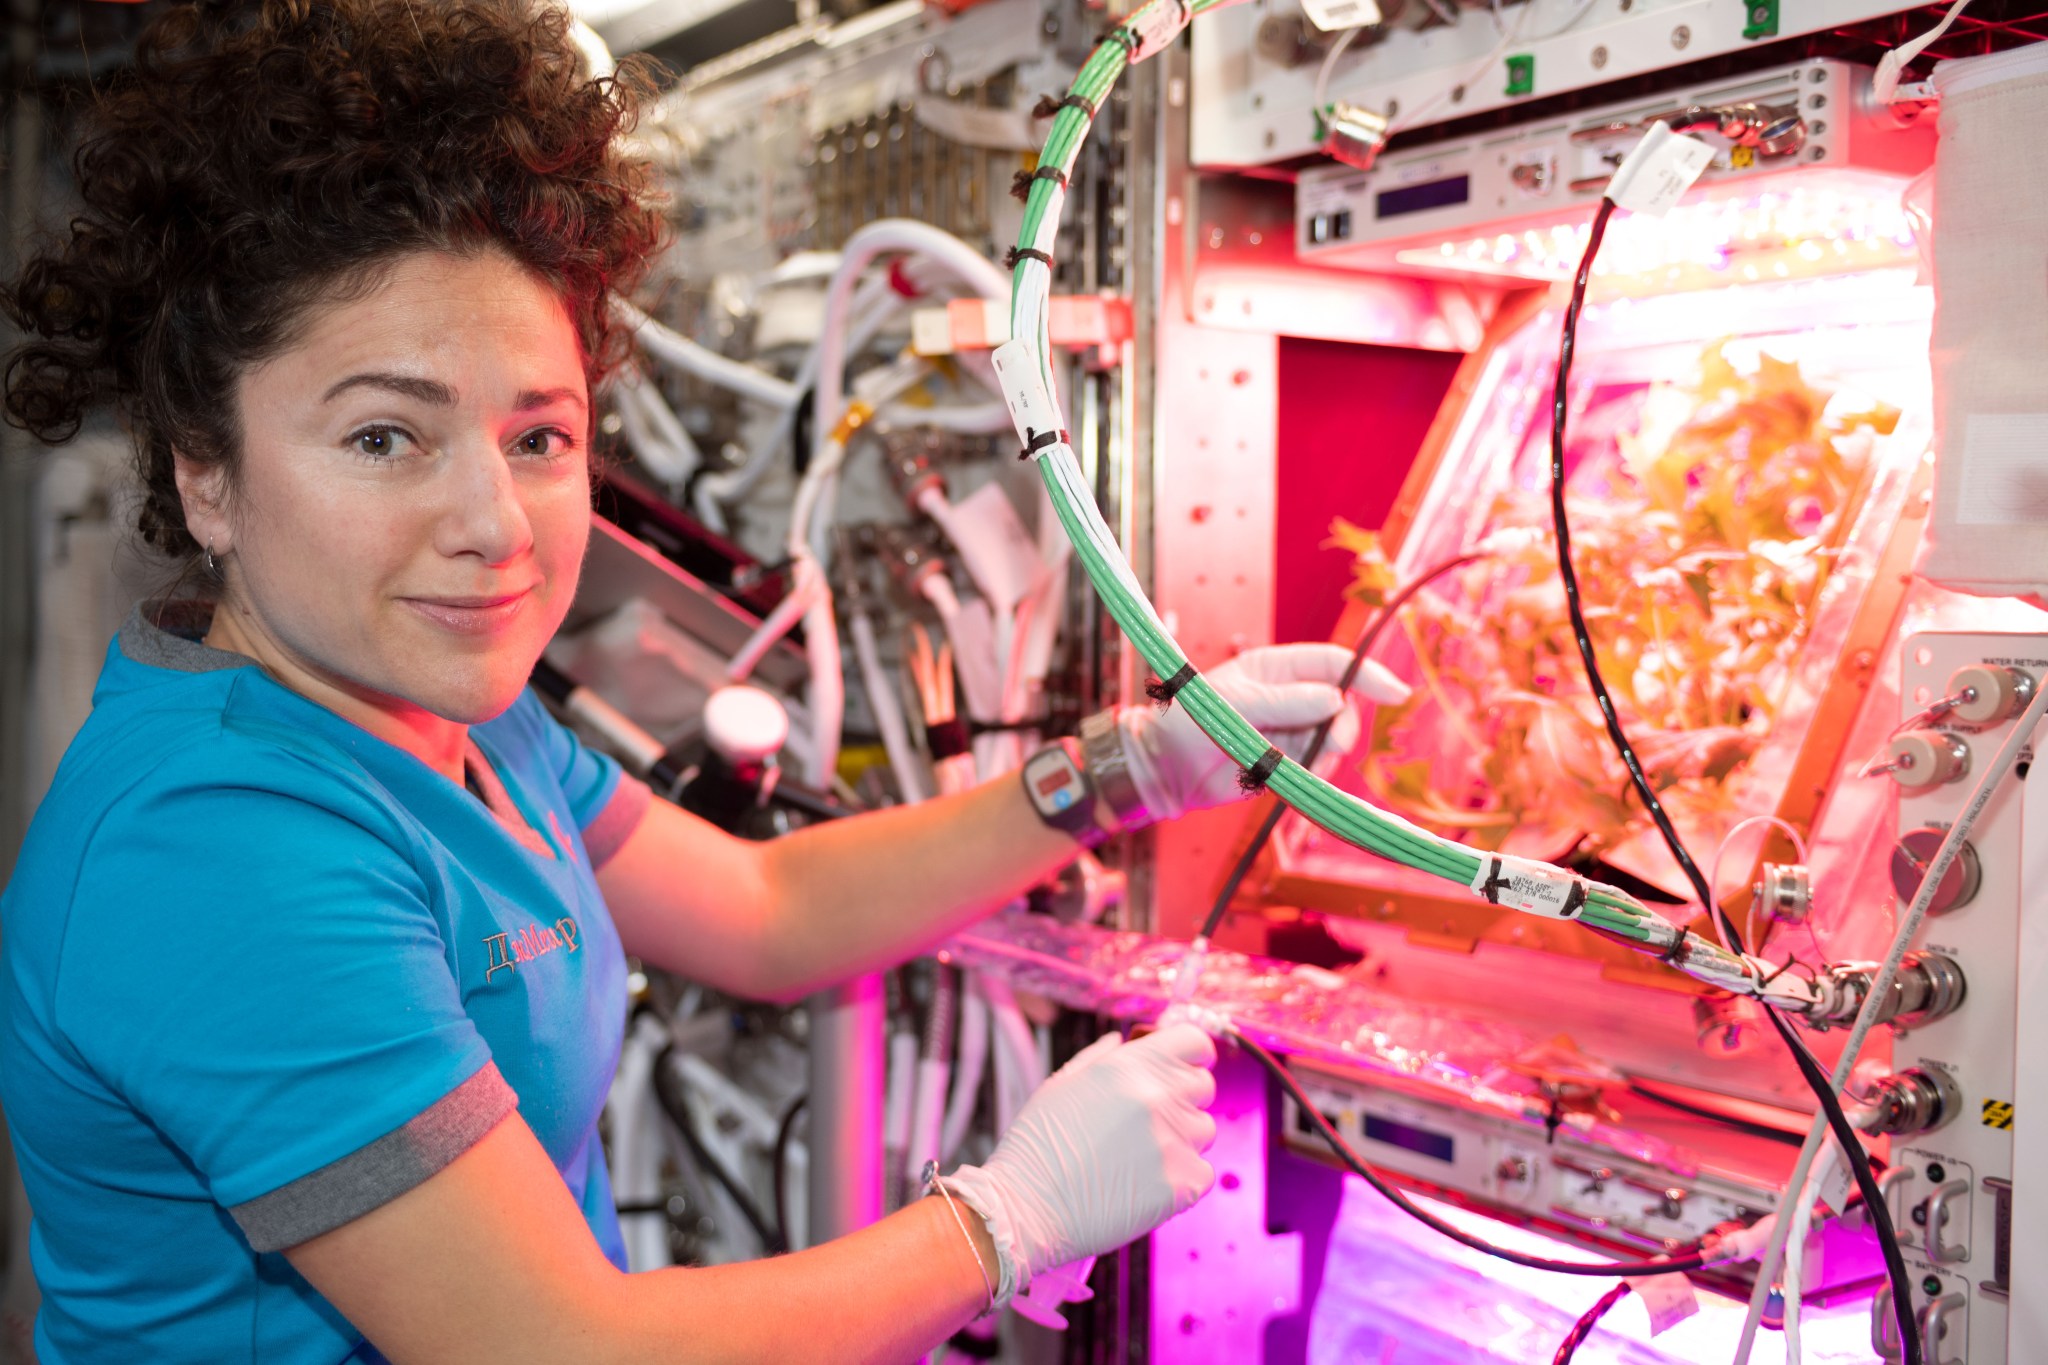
[{"x1": 1273, "y1": 338, "x2": 1462, "y2": 644}]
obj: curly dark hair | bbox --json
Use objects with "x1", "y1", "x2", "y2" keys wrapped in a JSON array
[{"x1": 2, "y1": 0, "x2": 667, "y2": 563}]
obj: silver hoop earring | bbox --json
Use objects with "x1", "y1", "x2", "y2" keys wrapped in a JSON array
[{"x1": 204, "y1": 542, "x2": 219, "y2": 575}]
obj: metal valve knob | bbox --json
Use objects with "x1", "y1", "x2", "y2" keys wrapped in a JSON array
[
  {"x1": 1944, "y1": 663, "x2": 2035, "y2": 728},
  {"x1": 1889, "y1": 826, "x2": 1982, "y2": 915},
  {"x1": 1880, "y1": 731, "x2": 1970, "y2": 789}
]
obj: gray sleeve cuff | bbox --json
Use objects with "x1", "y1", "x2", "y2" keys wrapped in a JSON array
[
  {"x1": 582, "y1": 772, "x2": 652, "y2": 870},
  {"x1": 229, "y1": 1062, "x2": 519, "y2": 1252}
]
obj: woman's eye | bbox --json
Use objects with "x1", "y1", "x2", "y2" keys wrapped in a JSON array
[
  {"x1": 351, "y1": 427, "x2": 414, "y2": 461},
  {"x1": 515, "y1": 428, "x2": 575, "y2": 460}
]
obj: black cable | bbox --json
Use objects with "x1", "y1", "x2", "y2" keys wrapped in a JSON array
[
  {"x1": 1625, "y1": 1080, "x2": 1805, "y2": 1148},
  {"x1": 1198, "y1": 551, "x2": 1486, "y2": 941},
  {"x1": 1236, "y1": 1030, "x2": 1708, "y2": 1277},
  {"x1": 1551, "y1": 197, "x2": 1919, "y2": 1365},
  {"x1": 651, "y1": 1045, "x2": 787, "y2": 1255},
  {"x1": 1553, "y1": 1282, "x2": 1631, "y2": 1365},
  {"x1": 772, "y1": 1094, "x2": 807, "y2": 1252}
]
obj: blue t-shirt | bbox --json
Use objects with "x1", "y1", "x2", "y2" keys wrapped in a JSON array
[{"x1": 1, "y1": 604, "x2": 651, "y2": 1364}]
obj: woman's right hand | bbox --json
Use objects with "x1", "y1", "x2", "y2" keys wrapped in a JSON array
[{"x1": 942, "y1": 1023, "x2": 1219, "y2": 1307}]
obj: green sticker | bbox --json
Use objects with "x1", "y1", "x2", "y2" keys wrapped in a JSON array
[
  {"x1": 1742, "y1": 0, "x2": 1779, "y2": 40},
  {"x1": 1505, "y1": 54, "x2": 1535, "y2": 97}
]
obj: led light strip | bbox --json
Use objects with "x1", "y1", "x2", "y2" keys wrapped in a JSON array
[{"x1": 992, "y1": 1, "x2": 1825, "y2": 1008}]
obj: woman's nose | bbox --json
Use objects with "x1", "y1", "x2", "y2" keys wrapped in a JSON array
[{"x1": 434, "y1": 439, "x2": 536, "y2": 565}]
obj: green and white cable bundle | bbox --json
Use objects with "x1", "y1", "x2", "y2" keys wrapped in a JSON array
[{"x1": 988, "y1": 0, "x2": 1823, "y2": 1010}]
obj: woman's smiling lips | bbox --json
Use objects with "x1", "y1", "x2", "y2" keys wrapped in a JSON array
[{"x1": 399, "y1": 588, "x2": 535, "y2": 635}]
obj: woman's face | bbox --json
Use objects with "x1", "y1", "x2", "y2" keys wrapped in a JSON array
[{"x1": 190, "y1": 247, "x2": 592, "y2": 729}]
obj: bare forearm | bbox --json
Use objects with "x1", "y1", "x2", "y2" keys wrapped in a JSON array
[
  {"x1": 296, "y1": 1117, "x2": 999, "y2": 1365},
  {"x1": 755, "y1": 768, "x2": 1088, "y2": 994},
  {"x1": 611, "y1": 1196, "x2": 995, "y2": 1364}
]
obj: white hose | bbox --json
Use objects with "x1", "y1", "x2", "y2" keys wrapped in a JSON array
[
  {"x1": 812, "y1": 221, "x2": 1008, "y2": 475},
  {"x1": 797, "y1": 562, "x2": 843, "y2": 790},
  {"x1": 725, "y1": 566, "x2": 822, "y2": 684},
  {"x1": 849, "y1": 607, "x2": 930, "y2": 803},
  {"x1": 981, "y1": 973, "x2": 1039, "y2": 1135},
  {"x1": 692, "y1": 275, "x2": 906, "y2": 526},
  {"x1": 1780, "y1": 1138, "x2": 1837, "y2": 1365},
  {"x1": 612, "y1": 368, "x2": 703, "y2": 488},
  {"x1": 617, "y1": 299, "x2": 803, "y2": 410},
  {"x1": 939, "y1": 988, "x2": 990, "y2": 1163},
  {"x1": 1732, "y1": 674, "x2": 2048, "y2": 1363}
]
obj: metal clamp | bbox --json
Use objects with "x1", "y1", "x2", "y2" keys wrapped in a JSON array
[{"x1": 1923, "y1": 1180, "x2": 1971, "y2": 1264}]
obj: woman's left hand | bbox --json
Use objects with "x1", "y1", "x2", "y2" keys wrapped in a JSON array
[{"x1": 1115, "y1": 642, "x2": 1410, "y2": 823}]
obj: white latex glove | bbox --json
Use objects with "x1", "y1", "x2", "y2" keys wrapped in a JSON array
[
  {"x1": 944, "y1": 1024, "x2": 1219, "y2": 1311},
  {"x1": 1120, "y1": 642, "x2": 1410, "y2": 823}
]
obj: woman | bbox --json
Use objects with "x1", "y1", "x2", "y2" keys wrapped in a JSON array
[{"x1": 0, "y1": 1, "x2": 1403, "y2": 1360}]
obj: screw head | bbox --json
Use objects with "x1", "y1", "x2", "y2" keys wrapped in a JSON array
[
  {"x1": 1671, "y1": 24, "x2": 1691, "y2": 47},
  {"x1": 1591, "y1": 45, "x2": 1608, "y2": 67}
]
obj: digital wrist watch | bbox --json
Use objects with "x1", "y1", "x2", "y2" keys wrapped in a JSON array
[{"x1": 1021, "y1": 741, "x2": 1102, "y2": 846}]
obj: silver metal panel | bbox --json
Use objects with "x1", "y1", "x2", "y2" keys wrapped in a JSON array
[
  {"x1": 1881, "y1": 631, "x2": 2044, "y2": 1364},
  {"x1": 1140, "y1": 54, "x2": 1289, "y2": 943},
  {"x1": 1293, "y1": 58, "x2": 1932, "y2": 276},
  {"x1": 568, "y1": 516, "x2": 809, "y2": 692},
  {"x1": 1192, "y1": 0, "x2": 1935, "y2": 165}
]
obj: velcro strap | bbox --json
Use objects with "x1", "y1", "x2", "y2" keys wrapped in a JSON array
[
  {"x1": 1004, "y1": 246, "x2": 1055, "y2": 271},
  {"x1": 927, "y1": 718, "x2": 971, "y2": 761},
  {"x1": 1145, "y1": 661, "x2": 1197, "y2": 706},
  {"x1": 1032, "y1": 92, "x2": 1100, "y2": 120},
  {"x1": 1010, "y1": 165, "x2": 1071, "y2": 202},
  {"x1": 1238, "y1": 746, "x2": 1284, "y2": 793}
]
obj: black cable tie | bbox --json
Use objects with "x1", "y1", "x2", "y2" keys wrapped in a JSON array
[
  {"x1": 1146, "y1": 662, "x2": 1197, "y2": 707},
  {"x1": 1100, "y1": 24, "x2": 1140, "y2": 55},
  {"x1": 1238, "y1": 745, "x2": 1284, "y2": 793},
  {"x1": 1018, "y1": 427, "x2": 1068, "y2": 461},
  {"x1": 1559, "y1": 881, "x2": 1588, "y2": 920},
  {"x1": 1004, "y1": 246, "x2": 1055, "y2": 271}
]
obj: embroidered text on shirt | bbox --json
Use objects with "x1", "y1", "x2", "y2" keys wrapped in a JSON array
[{"x1": 483, "y1": 916, "x2": 582, "y2": 983}]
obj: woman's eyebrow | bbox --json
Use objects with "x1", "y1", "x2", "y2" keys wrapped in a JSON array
[
  {"x1": 514, "y1": 386, "x2": 586, "y2": 413},
  {"x1": 322, "y1": 372, "x2": 457, "y2": 405}
]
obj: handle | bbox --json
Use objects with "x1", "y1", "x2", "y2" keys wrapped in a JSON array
[
  {"x1": 1871, "y1": 1283, "x2": 1905, "y2": 1363},
  {"x1": 1923, "y1": 1179, "x2": 1970, "y2": 1264},
  {"x1": 1919, "y1": 1291, "x2": 1966, "y2": 1365}
]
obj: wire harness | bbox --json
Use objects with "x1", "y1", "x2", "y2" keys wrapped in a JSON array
[{"x1": 993, "y1": 0, "x2": 1832, "y2": 1010}]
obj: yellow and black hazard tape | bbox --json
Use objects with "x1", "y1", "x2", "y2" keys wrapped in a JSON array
[{"x1": 1983, "y1": 1098, "x2": 2015, "y2": 1130}]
